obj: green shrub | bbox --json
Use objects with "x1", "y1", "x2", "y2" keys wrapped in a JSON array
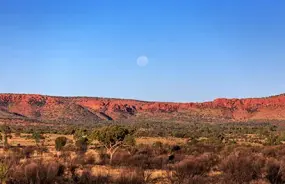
[
  {"x1": 55, "y1": 137, "x2": 68, "y2": 151},
  {"x1": 75, "y1": 137, "x2": 88, "y2": 154}
]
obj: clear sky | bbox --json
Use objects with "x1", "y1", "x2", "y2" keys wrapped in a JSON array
[{"x1": 0, "y1": 0, "x2": 285, "y2": 102}]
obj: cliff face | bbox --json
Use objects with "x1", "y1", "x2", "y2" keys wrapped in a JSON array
[{"x1": 1, "y1": 93, "x2": 285, "y2": 125}]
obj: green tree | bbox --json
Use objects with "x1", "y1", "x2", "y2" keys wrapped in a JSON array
[
  {"x1": 73, "y1": 129, "x2": 88, "y2": 141},
  {"x1": 90, "y1": 125, "x2": 135, "y2": 163},
  {"x1": 75, "y1": 137, "x2": 88, "y2": 154},
  {"x1": 55, "y1": 136, "x2": 68, "y2": 151},
  {"x1": 0, "y1": 124, "x2": 12, "y2": 148}
]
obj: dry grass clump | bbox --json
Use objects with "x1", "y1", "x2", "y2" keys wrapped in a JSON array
[
  {"x1": 264, "y1": 158, "x2": 285, "y2": 184},
  {"x1": 220, "y1": 150, "x2": 265, "y2": 183},
  {"x1": 72, "y1": 169, "x2": 110, "y2": 184},
  {"x1": 7, "y1": 160, "x2": 65, "y2": 184},
  {"x1": 167, "y1": 153, "x2": 218, "y2": 184},
  {"x1": 115, "y1": 169, "x2": 149, "y2": 184}
]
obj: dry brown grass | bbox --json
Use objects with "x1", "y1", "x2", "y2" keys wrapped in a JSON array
[
  {"x1": 8, "y1": 133, "x2": 73, "y2": 147},
  {"x1": 8, "y1": 134, "x2": 185, "y2": 147},
  {"x1": 136, "y1": 137, "x2": 187, "y2": 146}
]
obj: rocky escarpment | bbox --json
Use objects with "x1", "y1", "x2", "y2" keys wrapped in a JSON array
[{"x1": 1, "y1": 93, "x2": 285, "y2": 125}]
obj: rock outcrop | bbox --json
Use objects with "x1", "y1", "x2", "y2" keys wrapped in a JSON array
[{"x1": 1, "y1": 93, "x2": 285, "y2": 125}]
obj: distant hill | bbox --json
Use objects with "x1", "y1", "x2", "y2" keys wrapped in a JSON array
[{"x1": 1, "y1": 93, "x2": 285, "y2": 125}]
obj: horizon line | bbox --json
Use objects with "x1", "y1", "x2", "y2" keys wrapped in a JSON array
[{"x1": 0, "y1": 92, "x2": 284, "y2": 104}]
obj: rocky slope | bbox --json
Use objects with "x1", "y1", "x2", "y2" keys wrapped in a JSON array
[{"x1": 1, "y1": 93, "x2": 285, "y2": 125}]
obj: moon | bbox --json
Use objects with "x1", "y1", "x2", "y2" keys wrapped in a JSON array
[{"x1": 137, "y1": 56, "x2": 149, "y2": 67}]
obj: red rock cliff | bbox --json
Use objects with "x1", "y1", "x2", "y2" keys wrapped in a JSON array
[{"x1": 1, "y1": 93, "x2": 285, "y2": 124}]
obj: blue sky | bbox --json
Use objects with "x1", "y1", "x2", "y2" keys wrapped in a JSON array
[{"x1": 0, "y1": 0, "x2": 285, "y2": 102}]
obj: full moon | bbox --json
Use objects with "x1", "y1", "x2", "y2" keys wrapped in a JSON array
[{"x1": 137, "y1": 56, "x2": 149, "y2": 67}]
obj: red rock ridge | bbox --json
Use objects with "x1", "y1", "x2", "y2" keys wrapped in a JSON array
[{"x1": 1, "y1": 93, "x2": 285, "y2": 123}]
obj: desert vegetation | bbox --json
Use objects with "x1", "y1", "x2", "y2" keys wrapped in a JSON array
[{"x1": 1, "y1": 122, "x2": 285, "y2": 183}]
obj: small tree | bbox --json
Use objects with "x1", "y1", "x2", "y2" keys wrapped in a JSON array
[
  {"x1": 0, "y1": 124, "x2": 12, "y2": 148},
  {"x1": 75, "y1": 137, "x2": 88, "y2": 154},
  {"x1": 90, "y1": 125, "x2": 135, "y2": 164},
  {"x1": 55, "y1": 136, "x2": 68, "y2": 151},
  {"x1": 73, "y1": 129, "x2": 88, "y2": 141}
]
